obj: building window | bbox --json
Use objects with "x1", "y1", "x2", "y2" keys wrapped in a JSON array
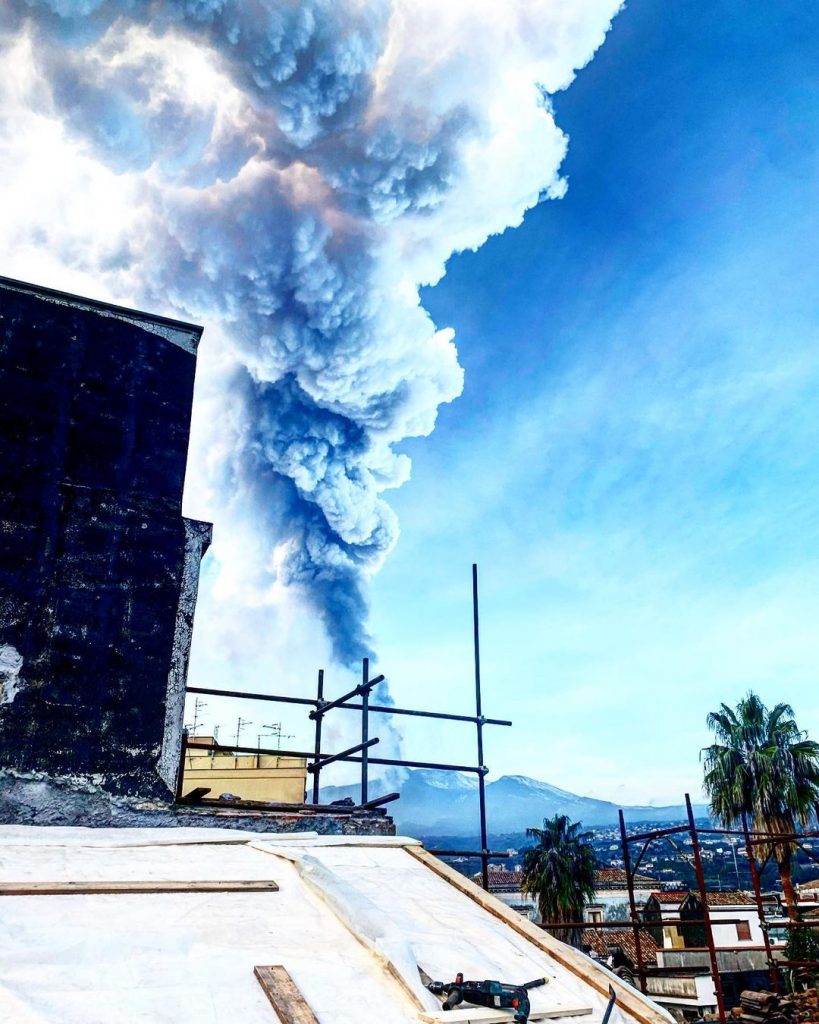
[
  {"x1": 588, "y1": 910, "x2": 603, "y2": 924},
  {"x1": 736, "y1": 921, "x2": 751, "y2": 941}
]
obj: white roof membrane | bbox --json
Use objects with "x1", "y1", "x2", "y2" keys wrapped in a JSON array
[{"x1": 0, "y1": 827, "x2": 673, "y2": 1024}]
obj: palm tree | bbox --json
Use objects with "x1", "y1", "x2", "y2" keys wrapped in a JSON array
[
  {"x1": 701, "y1": 692, "x2": 819, "y2": 921},
  {"x1": 520, "y1": 814, "x2": 596, "y2": 946}
]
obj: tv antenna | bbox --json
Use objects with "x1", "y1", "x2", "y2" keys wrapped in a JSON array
[
  {"x1": 258, "y1": 723, "x2": 294, "y2": 751},
  {"x1": 191, "y1": 697, "x2": 208, "y2": 737},
  {"x1": 234, "y1": 716, "x2": 253, "y2": 749}
]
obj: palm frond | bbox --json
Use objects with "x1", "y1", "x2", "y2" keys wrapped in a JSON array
[
  {"x1": 520, "y1": 813, "x2": 596, "y2": 944},
  {"x1": 703, "y1": 690, "x2": 819, "y2": 915}
]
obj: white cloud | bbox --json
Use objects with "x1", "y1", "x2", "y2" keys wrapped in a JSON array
[{"x1": 0, "y1": 0, "x2": 621, "y2": 679}]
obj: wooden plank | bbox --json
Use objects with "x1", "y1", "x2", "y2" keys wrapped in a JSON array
[
  {"x1": 254, "y1": 965, "x2": 320, "y2": 1024},
  {"x1": 408, "y1": 847, "x2": 668, "y2": 1024},
  {"x1": 0, "y1": 879, "x2": 279, "y2": 896},
  {"x1": 177, "y1": 786, "x2": 212, "y2": 804},
  {"x1": 377, "y1": 955, "x2": 427, "y2": 1014},
  {"x1": 194, "y1": 797, "x2": 385, "y2": 815}
]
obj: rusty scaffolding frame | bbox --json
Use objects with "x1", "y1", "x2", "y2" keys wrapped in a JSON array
[{"x1": 538, "y1": 794, "x2": 819, "y2": 1023}]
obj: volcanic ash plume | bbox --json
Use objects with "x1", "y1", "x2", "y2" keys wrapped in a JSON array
[{"x1": 0, "y1": 0, "x2": 622, "y2": 667}]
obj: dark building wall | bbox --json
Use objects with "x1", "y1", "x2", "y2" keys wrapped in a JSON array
[{"x1": 0, "y1": 277, "x2": 211, "y2": 798}]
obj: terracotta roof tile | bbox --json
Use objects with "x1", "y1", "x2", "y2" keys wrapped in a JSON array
[
  {"x1": 649, "y1": 891, "x2": 689, "y2": 904},
  {"x1": 704, "y1": 891, "x2": 755, "y2": 906},
  {"x1": 470, "y1": 870, "x2": 524, "y2": 891},
  {"x1": 582, "y1": 928, "x2": 659, "y2": 967},
  {"x1": 595, "y1": 868, "x2": 657, "y2": 886},
  {"x1": 649, "y1": 889, "x2": 756, "y2": 906}
]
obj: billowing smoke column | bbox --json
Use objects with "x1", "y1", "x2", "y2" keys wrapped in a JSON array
[{"x1": 0, "y1": 0, "x2": 621, "y2": 666}]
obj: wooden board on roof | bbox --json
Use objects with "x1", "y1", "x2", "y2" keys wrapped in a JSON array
[
  {"x1": 254, "y1": 966, "x2": 320, "y2": 1024},
  {"x1": 0, "y1": 879, "x2": 279, "y2": 895}
]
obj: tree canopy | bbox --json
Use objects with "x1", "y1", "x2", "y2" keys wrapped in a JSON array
[
  {"x1": 520, "y1": 813, "x2": 596, "y2": 946},
  {"x1": 701, "y1": 691, "x2": 819, "y2": 918}
]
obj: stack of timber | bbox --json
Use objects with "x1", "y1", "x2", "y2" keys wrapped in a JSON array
[
  {"x1": 737, "y1": 991, "x2": 788, "y2": 1024},
  {"x1": 180, "y1": 794, "x2": 399, "y2": 816},
  {"x1": 779, "y1": 990, "x2": 819, "y2": 1024},
  {"x1": 733, "y1": 989, "x2": 819, "y2": 1024}
]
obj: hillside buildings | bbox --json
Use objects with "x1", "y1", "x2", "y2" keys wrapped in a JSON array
[
  {"x1": 586, "y1": 868, "x2": 659, "y2": 923},
  {"x1": 643, "y1": 890, "x2": 763, "y2": 950},
  {"x1": 583, "y1": 889, "x2": 784, "y2": 1020},
  {"x1": 471, "y1": 866, "x2": 662, "y2": 924}
]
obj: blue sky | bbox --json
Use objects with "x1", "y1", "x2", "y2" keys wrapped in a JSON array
[{"x1": 366, "y1": 0, "x2": 819, "y2": 804}]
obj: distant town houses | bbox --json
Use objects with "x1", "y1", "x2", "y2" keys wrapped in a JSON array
[
  {"x1": 469, "y1": 866, "x2": 535, "y2": 918},
  {"x1": 797, "y1": 877, "x2": 819, "y2": 904},
  {"x1": 585, "y1": 867, "x2": 659, "y2": 923},
  {"x1": 582, "y1": 888, "x2": 785, "y2": 1019},
  {"x1": 468, "y1": 825, "x2": 819, "y2": 1023},
  {"x1": 642, "y1": 889, "x2": 763, "y2": 950},
  {"x1": 594, "y1": 867, "x2": 658, "y2": 890},
  {"x1": 581, "y1": 928, "x2": 660, "y2": 986},
  {"x1": 472, "y1": 865, "x2": 663, "y2": 924}
]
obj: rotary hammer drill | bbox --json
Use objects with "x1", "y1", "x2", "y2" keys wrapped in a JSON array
[{"x1": 427, "y1": 973, "x2": 547, "y2": 1023}]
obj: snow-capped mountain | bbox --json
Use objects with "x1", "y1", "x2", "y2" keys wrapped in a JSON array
[{"x1": 320, "y1": 769, "x2": 706, "y2": 835}]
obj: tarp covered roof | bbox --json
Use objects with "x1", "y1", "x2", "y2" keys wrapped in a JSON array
[{"x1": 0, "y1": 826, "x2": 673, "y2": 1024}]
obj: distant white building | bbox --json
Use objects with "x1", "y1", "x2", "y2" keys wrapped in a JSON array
[
  {"x1": 797, "y1": 877, "x2": 819, "y2": 906},
  {"x1": 474, "y1": 865, "x2": 661, "y2": 925},
  {"x1": 643, "y1": 890, "x2": 764, "y2": 950},
  {"x1": 699, "y1": 891, "x2": 765, "y2": 949},
  {"x1": 638, "y1": 891, "x2": 780, "y2": 1018},
  {"x1": 470, "y1": 866, "x2": 537, "y2": 919},
  {"x1": 585, "y1": 868, "x2": 659, "y2": 923}
]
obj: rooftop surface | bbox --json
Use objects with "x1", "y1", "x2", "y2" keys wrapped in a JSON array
[
  {"x1": 648, "y1": 889, "x2": 756, "y2": 907},
  {"x1": 595, "y1": 869, "x2": 658, "y2": 886},
  {"x1": 701, "y1": 890, "x2": 756, "y2": 907},
  {"x1": 582, "y1": 929, "x2": 660, "y2": 968},
  {"x1": 0, "y1": 827, "x2": 673, "y2": 1024},
  {"x1": 471, "y1": 869, "x2": 525, "y2": 890},
  {"x1": 648, "y1": 891, "x2": 689, "y2": 904}
]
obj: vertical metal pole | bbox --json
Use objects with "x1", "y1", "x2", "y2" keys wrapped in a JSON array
[
  {"x1": 311, "y1": 669, "x2": 324, "y2": 804},
  {"x1": 619, "y1": 809, "x2": 648, "y2": 994},
  {"x1": 472, "y1": 564, "x2": 489, "y2": 891},
  {"x1": 361, "y1": 657, "x2": 369, "y2": 805},
  {"x1": 742, "y1": 813, "x2": 780, "y2": 992},
  {"x1": 686, "y1": 794, "x2": 726, "y2": 1024}
]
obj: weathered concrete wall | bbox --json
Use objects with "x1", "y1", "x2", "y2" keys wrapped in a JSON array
[
  {"x1": 158, "y1": 518, "x2": 214, "y2": 791},
  {"x1": 0, "y1": 277, "x2": 210, "y2": 804},
  {"x1": 0, "y1": 768, "x2": 395, "y2": 835}
]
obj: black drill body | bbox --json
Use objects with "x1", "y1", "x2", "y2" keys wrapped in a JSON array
[{"x1": 427, "y1": 974, "x2": 546, "y2": 1023}]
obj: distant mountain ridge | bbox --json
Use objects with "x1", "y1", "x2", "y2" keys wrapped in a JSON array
[{"x1": 320, "y1": 769, "x2": 707, "y2": 835}]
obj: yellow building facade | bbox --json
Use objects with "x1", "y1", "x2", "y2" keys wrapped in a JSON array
[{"x1": 180, "y1": 737, "x2": 307, "y2": 804}]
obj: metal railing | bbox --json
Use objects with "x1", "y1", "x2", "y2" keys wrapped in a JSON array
[
  {"x1": 181, "y1": 564, "x2": 512, "y2": 889},
  {"x1": 539, "y1": 799, "x2": 819, "y2": 1024}
]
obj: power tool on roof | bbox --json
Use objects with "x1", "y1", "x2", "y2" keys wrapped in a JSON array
[{"x1": 426, "y1": 973, "x2": 547, "y2": 1023}]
